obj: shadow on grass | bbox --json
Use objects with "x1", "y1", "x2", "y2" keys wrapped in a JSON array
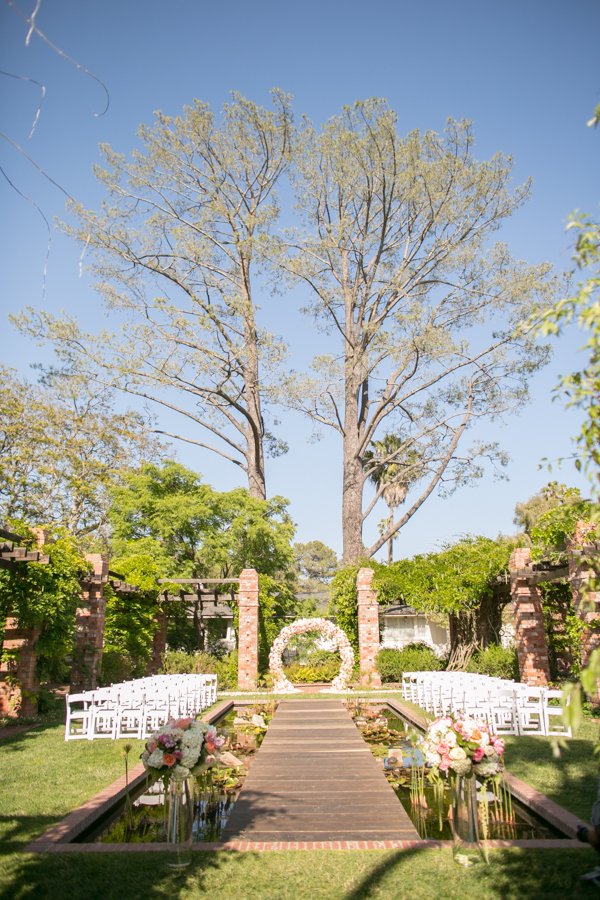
[
  {"x1": 1, "y1": 850, "x2": 252, "y2": 900},
  {"x1": 0, "y1": 814, "x2": 60, "y2": 850},
  {"x1": 2, "y1": 846, "x2": 599, "y2": 900},
  {"x1": 343, "y1": 846, "x2": 599, "y2": 900}
]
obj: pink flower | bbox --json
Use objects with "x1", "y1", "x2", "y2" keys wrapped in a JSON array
[
  {"x1": 439, "y1": 757, "x2": 450, "y2": 772},
  {"x1": 437, "y1": 742, "x2": 450, "y2": 755},
  {"x1": 174, "y1": 718, "x2": 193, "y2": 729},
  {"x1": 472, "y1": 748, "x2": 485, "y2": 762},
  {"x1": 163, "y1": 753, "x2": 177, "y2": 767},
  {"x1": 493, "y1": 739, "x2": 505, "y2": 755},
  {"x1": 147, "y1": 740, "x2": 157, "y2": 753}
]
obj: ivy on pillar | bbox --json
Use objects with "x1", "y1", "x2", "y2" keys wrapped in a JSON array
[
  {"x1": 509, "y1": 547, "x2": 550, "y2": 685},
  {"x1": 357, "y1": 567, "x2": 382, "y2": 687},
  {"x1": 0, "y1": 618, "x2": 41, "y2": 716},
  {"x1": 568, "y1": 523, "x2": 600, "y2": 694},
  {"x1": 237, "y1": 569, "x2": 259, "y2": 690},
  {"x1": 70, "y1": 554, "x2": 109, "y2": 692}
]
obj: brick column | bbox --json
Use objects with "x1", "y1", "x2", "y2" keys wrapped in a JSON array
[
  {"x1": 357, "y1": 567, "x2": 381, "y2": 687},
  {"x1": 70, "y1": 554, "x2": 109, "y2": 692},
  {"x1": 237, "y1": 569, "x2": 259, "y2": 690},
  {"x1": 509, "y1": 547, "x2": 550, "y2": 685},
  {"x1": 0, "y1": 619, "x2": 41, "y2": 716},
  {"x1": 568, "y1": 525, "x2": 600, "y2": 691},
  {"x1": 148, "y1": 607, "x2": 169, "y2": 675}
]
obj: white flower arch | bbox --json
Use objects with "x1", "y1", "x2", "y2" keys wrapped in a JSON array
[{"x1": 268, "y1": 617, "x2": 355, "y2": 693}]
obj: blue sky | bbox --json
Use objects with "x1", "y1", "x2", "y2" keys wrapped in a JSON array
[{"x1": 1, "y1": 0, "x2": 598, "y2": 559}]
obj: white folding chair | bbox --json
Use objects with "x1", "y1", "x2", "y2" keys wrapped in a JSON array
[{"x1": 64, "y1": 692, "x2": 94, "y2": 740}]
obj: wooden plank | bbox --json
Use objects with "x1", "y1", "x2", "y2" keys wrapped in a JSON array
[{"x1": 222, "y1": 698, "x2": 420, "y2": 842}]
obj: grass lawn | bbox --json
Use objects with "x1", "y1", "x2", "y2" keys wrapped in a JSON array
[
  {"x1": 504, "y1": 717, "x2": 599, "y2": 821},
  {"x1": 0, "y1": 697, "x2": 599, "y2": 899}
]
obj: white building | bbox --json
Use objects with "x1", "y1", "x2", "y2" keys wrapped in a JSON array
[{"x1": 380, "y1": 603, "x2": 449, "y2": 655}]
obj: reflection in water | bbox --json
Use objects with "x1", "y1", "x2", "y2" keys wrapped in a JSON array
[
  {"x1": 98, "y1": 704, "x2": 275, "y2": 844},
  {"x1": 347, "y1": 701, "x2": 564, "y2": 841}
]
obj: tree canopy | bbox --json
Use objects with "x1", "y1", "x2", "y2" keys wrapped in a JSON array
[
  {"x1": 108, "y1": 459, "x2": 296, "y2": 582},
  {"x1": 293, "y1": 540, "x2": 338, "y2": 595},
  {"x1": 0, "y1": 367, "x2": 160, "y2": 541},
  {"x1": 279, "y1": 101, "x2": 559, "y2": 562},
  {"x1": 513, "y1": 482, "x2": 585, "y2": 536}
]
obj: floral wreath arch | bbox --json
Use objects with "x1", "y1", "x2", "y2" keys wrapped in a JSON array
[{"x1": 268, "y1": 617, "x2": 354, "y2": 693}]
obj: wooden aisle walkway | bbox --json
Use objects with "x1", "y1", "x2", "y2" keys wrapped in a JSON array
[{"x1": 221, "y1": 698, "x2": 420, "y2": 842}]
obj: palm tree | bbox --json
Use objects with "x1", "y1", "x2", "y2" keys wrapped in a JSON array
[{"x1": 363, "y1": 435, "x2": 421, "y2": 564}]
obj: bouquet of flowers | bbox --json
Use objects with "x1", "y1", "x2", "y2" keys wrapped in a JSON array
[
  {"x1": 141, "y1": 717, "x2": 225, "y2": 783},
  {"x1": 420, "y1": 715, "x2": 505, "y2": 779}
]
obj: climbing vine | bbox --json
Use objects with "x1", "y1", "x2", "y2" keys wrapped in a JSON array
[
  {"x1": 328, "y1": 565, "x2": 364, "y2": 651},
  {"x1": 0, "y1": 524, "x2": 88, "y2": 682}
]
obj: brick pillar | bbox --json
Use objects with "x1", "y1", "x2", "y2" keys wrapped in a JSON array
[
  {"x1": 568, "y1": 525, "x2": 600, "y2": 696},
  {"x1": 0, "y1": 619, "x2": 41, "y2": 716},
  {"x1": 357, "y1": 567, "x2": 381, "y2": 687},
  {"x1": 509, "y1": 547, "x2": 550, "y2": 685},
  {"x1": 148, "y1": 607, "x2": 168, "y2": 675},
  {"x1": 237, "y1": 569, "x2": 259, "y2": 690},
  {"x1": 70, "y1": 554, "x2": 109, "y2": 692}
]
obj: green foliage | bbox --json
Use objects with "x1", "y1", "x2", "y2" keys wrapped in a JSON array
[
  {"x1": 214, "y1": 649, "x2": 238, "y2": 690},
  {"x1": 109, "y1": 460, "x2": 296, "y2": 583},
  {"x1": 513, "y1": 482, "x2": 583, "y2": 535},
  {"x1": 539, "y1": 582, "x2": 585, "y2": 680},
  {"x1": 283, "y1": 657, "x2": 340, "y2": 684},
  {"x1": 374, "y1": 537, "x2": 514, "y2": 616},
  {"x1": 376, "y1": 645, "x2": 443, "y2": 682},
  {"x1": 329, "y1": 565, "x2": 362, "y2": 650},
  {"x1": 466, "y1": 644, "x2": 519, "y2": 680},
  {"x1": 160, "y1": 649, "x2": 220, "y2": 675},
  {"x1": 293, "y1": 540, "x2": 338, "y2": 594},
  {"x1": 160, "y1": 647, "x2": 237, "y2": 688},
  {"x1": 0, "y1": 525, "x2": 87, "y2": 682},
  {"x1": 257, "y1": 573, "x2": 297, "y2": 671},
  {"x1": 99, "y1": 648, "x2": 134, "y2": 685},
  {"x1": 537, "y1": 214, "x2": 600, "y2": 479},
  {"x1": 0, "y1": 368, "x2": 160, "y2": 539},
  {"x1": 530, "y1": 499, "x2": 598, "y2": 562},
  {"x1": 101, "y1": 582, "x2": 160, "y2": 679}
]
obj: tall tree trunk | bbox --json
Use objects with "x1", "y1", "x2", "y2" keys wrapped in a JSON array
[
  {"x1": 342, "y1": 356, "x2": 366, "y2": 563},
  {"x1": 242, "y1": 275, "x2": 266, "y2": 500}
]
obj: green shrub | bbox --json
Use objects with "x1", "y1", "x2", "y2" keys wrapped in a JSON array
[
  {"x1": 467, "y1": 644, "x2": 519, "y2": 680},
  {"x1": 161, "y1": 649, "x2": 219, "y2": 675},
  {"x1": 376, "y1": 644, "x2": 443, "y2": 682},
  {"x1": 283, "y1": 658, "x2": 340, "y2": 683},
  {"x1": 99, "y1": 649, "x2": 134, "y2": 685},
  {"x1": 161, "y1": 648, "x2": 237, "y2": 690},
  {"x1": 214, "y1": 650, "x2": 238, "y2": 690}
]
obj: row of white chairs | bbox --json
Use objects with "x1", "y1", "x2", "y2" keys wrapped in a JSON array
[
  {"x1": 65, "y1": 674, "x2": 218, "y2": 741},
  {"x1": 401, "y1": 671, "x2": 571, "y2": 737}
]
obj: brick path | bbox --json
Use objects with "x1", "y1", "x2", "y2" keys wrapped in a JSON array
[{"x1": 221, "y1": 698, "x2": 420, "y2": 842}]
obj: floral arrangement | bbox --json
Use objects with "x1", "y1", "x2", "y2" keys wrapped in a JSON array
[
  {"x1": 420, "y1": 715, "x2": 505, "y2": 779},
  {"x1": 141, "y1": 717, "x2": 225, "y2": 783},
  {"x1": 268, "y1": 618, "x2": 355, "y2": 693}
]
